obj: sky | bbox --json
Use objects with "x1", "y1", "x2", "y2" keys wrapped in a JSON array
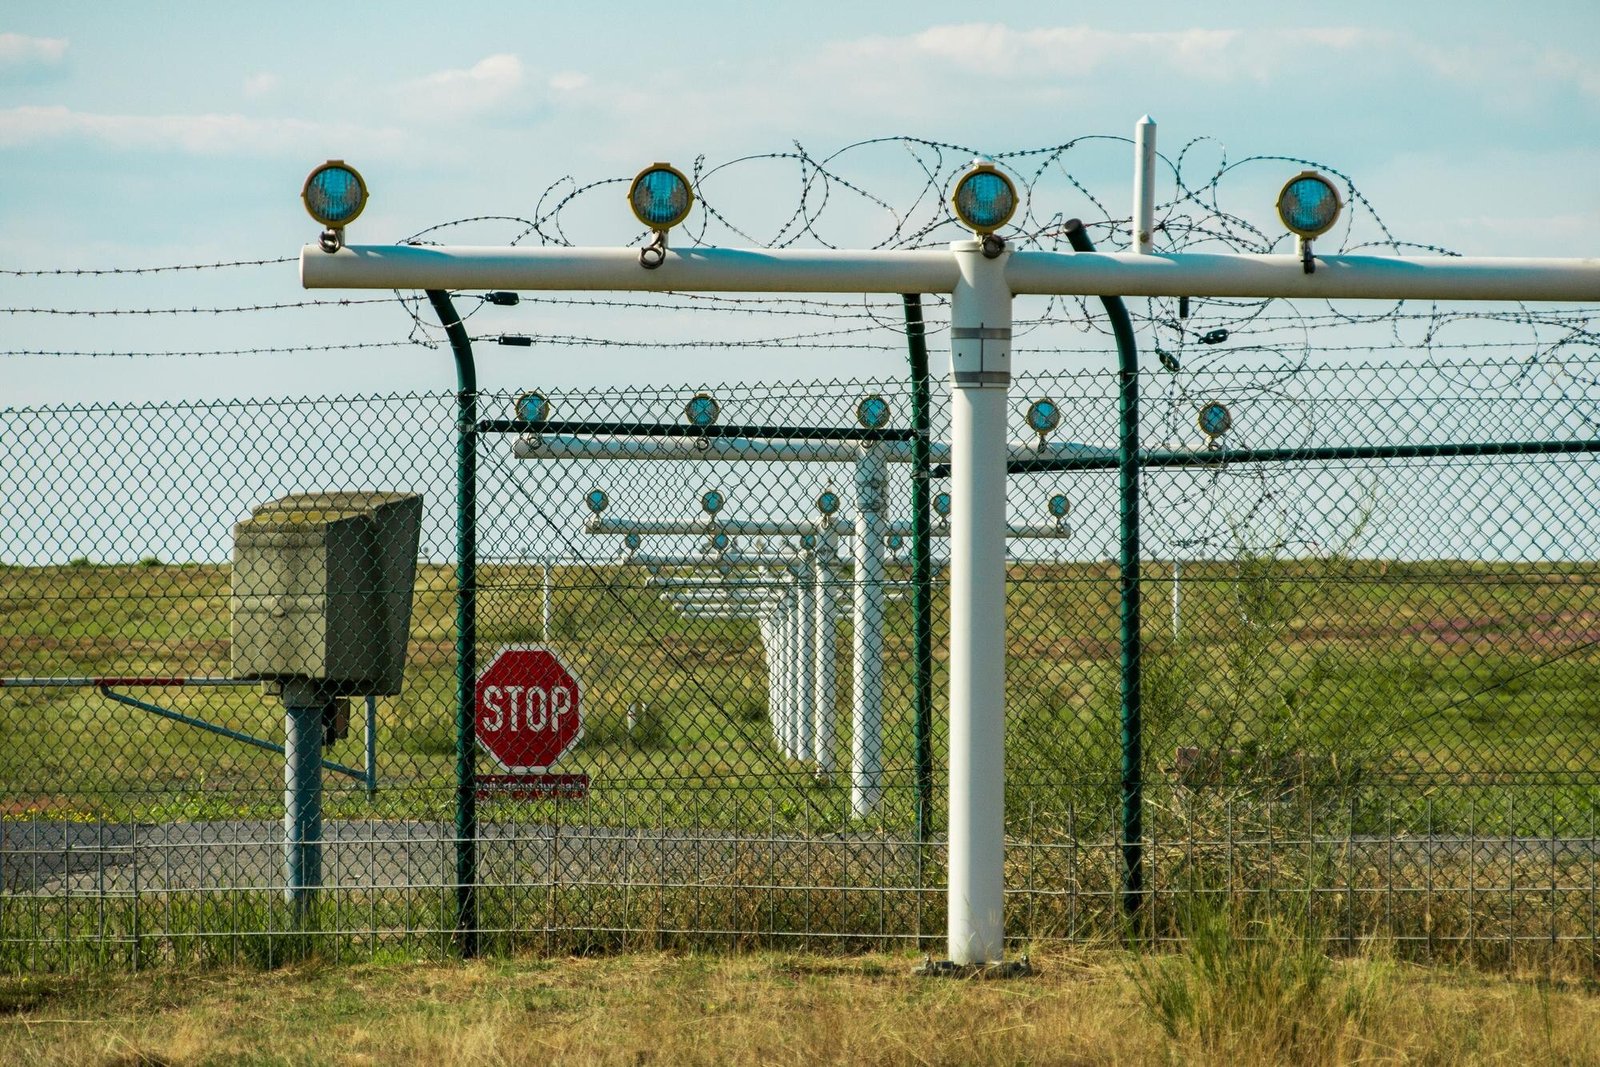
[{"x1": 3, "y1": 1, "x2": 1599, "y2": 406}]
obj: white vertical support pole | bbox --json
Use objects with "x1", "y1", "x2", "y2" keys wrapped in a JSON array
[
  {"x1": 1133, "y1": 115, "x2": 1157, "y2": 255},
  {"x1": 947, "y1": 239, "x2": 1012, "y2": 965},
  {"x1": 758, "y1": 615, "x2": 780, "y2": 751},
  {"x1": 794, "y1": 564, "x2": 816, "y2": 764},
  {"x1": 812, "y1": 531, "x2": 838, "y2": 777},
  {"x1": 851, "y1": 443, "x2": 888, "y2": 817},
  {"x1": 776, "y1": 592, "x2": 797, "y2": 758}
]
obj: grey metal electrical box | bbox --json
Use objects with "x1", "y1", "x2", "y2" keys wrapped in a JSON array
[{"x1": 230, "y1": 492, "x2": 423, "y2": 695}]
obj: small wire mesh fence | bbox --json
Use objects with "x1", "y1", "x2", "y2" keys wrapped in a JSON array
[{"x1": 5, "y1": 355, "x2": 1600, "y2": 970}]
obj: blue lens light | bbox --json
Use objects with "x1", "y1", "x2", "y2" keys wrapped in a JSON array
[
  {"x1": 1026, "y1": 398, "x2": 1060, "y2": 434},
  {"x1": 856, "y1": 395, "x2": 891, "y2": 429},
  {"x1": 1276, "y1": 172, "x2": 1341, "y2": 238},
  {"x1": 302, "y1": 161, "x2": 367, "y2": 227},
  {"x1": 586, "y1": 489, "x2": 609, "y2": 513},
  {"x1": 1048, "y1": 494, "x2": 1070, "y2": 519},
  {"x1": 1198, "y1": 402, "x2": 1232, "y2": 438},
  {"x1": 684, "y1": 393, "x2": 720, "y2": 427},
  {"x1": 934, "y1": 492, "x2": 952, "y2": 518},
  {"x1": 952, "y1": 165, "x2": 1017, "y2": 234},
  {"x1": 818, "y1": 491, "x2": 841, "y2": 516},
  {"x1": 515, "y1": 391, "x2": 550, "y2": 423},
  {"x1": 701, "y1": 490, "x2": 725, "y2": 515},
  {"x1": 629, "y1": 164, "x2": 693, "y2": 229}
]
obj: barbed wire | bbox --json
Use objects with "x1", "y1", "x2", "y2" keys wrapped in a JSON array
[
  {"x1": 0, "y1": 256, "x2": 295, "y2": 277},
  {"x1": 1, "y1": 297, "x2": 397, "y2": 316},
  {"x1": 1, "y1": 341, "x2": 425, "y2": 359}
]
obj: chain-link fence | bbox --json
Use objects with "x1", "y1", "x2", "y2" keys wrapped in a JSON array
[{"x1": 6, "y1": 354, "x2": 1600, "y2": 970}]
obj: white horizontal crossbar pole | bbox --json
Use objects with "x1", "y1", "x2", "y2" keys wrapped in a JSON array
[
  {"x1": 515, "y1": 434, "x2": 1111, "y2": 466},
  {"x1": 303, "y1": 245, "x2": 960, "y2": 293},
  {"x1": 590, "y1": 516, "x2": 837, "y2": 538},
  {"x1": 516, "y1": 436, "x2": 871, "y2": 463},
  {"x1": 304, "y1": 244, "x2": 1600, "y2": 302}
]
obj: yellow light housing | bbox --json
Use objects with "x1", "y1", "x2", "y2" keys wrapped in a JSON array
[
  {"x1": 628, "y1": 163, "x2": 694, "y2": 230},
  {"x1": 951, "y1": 162, "x2": 1018, "y2": 235},
  {"x1": 302, "y1": 160, "x2": 368, "y2": 228},
  {"x1": 1276, "y1": 171, "x2": 1342, "y2": 239}
]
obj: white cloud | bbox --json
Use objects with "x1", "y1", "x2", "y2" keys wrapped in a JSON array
[
  {"x1": 242, "y1": 72, "x2": 279, "y2": 99},
  {"x1": 0, "y1": 32, "x2": 68, "y2": 67},
  {"x1": 549, "y1": 71, "x2": 589, "y2": 94},
  {"x1": 0, "y1": 31, "x2": 68, "y2": 81},
  {"x1": 401, "y1": 53, "x2": 525, "y2": 116},
  {"x1": 818, "y1": 24, "x2": 1385, "y2": 85},
  {"x1": 0, "y1": 104, "x2": 404, "y2": 157}
]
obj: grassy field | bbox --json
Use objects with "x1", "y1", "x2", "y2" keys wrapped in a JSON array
[
  {"x1": 6, "y1": 938, "x2": 1600, "y2": 1065},
  {"x1": 4, "y1": 557, "x2": 1599, "y2": 830},
  {"x1": 6, "y1": 556, "x2": 1600, "y2": 965}
]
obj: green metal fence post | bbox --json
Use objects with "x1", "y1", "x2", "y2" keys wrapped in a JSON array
[
  {"x1": 1062, "y1": 221, "x2": 1144, "y2": 919},
  {"x1": 426, "y1": 289, "x2": 479, "y2": 958},
  {"x1": 902, "y1": 294, "x2": 935, "y2": 844}
]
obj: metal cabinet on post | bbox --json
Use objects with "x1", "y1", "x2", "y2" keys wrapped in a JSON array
[{"x1": 230, "y1": 491, "x2": 423, "y2": 912}]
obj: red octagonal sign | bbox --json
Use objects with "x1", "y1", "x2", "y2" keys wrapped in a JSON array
[{"x1": 475, "y1": 646, "x2": 583, "y2": 772}]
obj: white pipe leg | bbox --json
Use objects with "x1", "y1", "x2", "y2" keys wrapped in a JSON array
[
  {"x1": 812, "y1": 537, "x2": 838, "y2": 776},
  {"x1": 795, "y1": 567, "x2": 815, "y2": 765},
  {"x1": 851, "y1": 444, "x2": 888, "y2": 817},
  {"x1": 946, "y1": 239, "x2": 1011, "y2": 966}
]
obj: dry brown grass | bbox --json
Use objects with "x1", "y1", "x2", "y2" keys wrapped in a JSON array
[{"x1": 5, "y1": 946, "x2": 1600, "y2": 1066}]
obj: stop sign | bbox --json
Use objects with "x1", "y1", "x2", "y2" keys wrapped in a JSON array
[{"x1": 475, "y1": 646, "x2": 583, "y2": 772}]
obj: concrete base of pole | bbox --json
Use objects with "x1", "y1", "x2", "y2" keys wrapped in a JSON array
[{"x1": 913, "y1": 956, "x2": 1035, "y2": 980}]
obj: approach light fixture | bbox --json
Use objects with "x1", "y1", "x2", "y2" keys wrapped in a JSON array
[
  {"x1": 629, "y1": 162, "x2": 694, "y2": 269},
  {"x1": 302, "y1": 160, "x2": 368, "y2": 253},
  {"x1": 1276, "y1": 170, "x2": 1342, "y2": 274},
  {"x1": 684, "y1": 392, "x2": 721, "y2": 428},
  {"x1": 585, "y1": 489, "x2": 609, "y2": 514},
  {"x1": 1025, "y1": 398, "x2": 1060, "y2": 443},
  {"x1": 1048, "y1": 493, "x2": 1071, "y2": 520},
  {"x1": 951, "y1": 159, "x2": 1017, "y2": 257},
  {"x1": 1197, "y1": 401, "x2": 1233, "y2": 442},
  {"x1": 710, "y1": 532, "x2": 731, "y2": 552},
  {"x1": 886, "y1": 533, "x2": 905, "y2": 553},
  {"x1": 514, "y1": 391, "x2": 550, "y2": 424},
  {"x1": 934, "y1": 491, "x2": 952, "y2": 520},
  {"x1": 817, "y1": 490, "x2": 841, "y2": 517},
  {"x1": 624, "y1": 532, "x2": 643, "y2": 552},
  {"x1": 701, "y1": 490, "x2": 725, "y2": 516},
  {"x1": 856, "y1": 394, "x2": 891, "y2": 430}
]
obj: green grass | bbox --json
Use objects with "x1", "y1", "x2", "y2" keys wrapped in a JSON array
[{"x1": 5, "y1": 558, "x2": 1600, "y2": 833}]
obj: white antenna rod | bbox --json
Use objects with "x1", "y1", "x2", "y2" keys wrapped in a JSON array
[{"x1": 1134, "y1": 115, "x2": 1157, "y2": 254}]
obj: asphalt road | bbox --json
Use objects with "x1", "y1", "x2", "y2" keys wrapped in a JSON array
[{"x1": 1, "y1": 818, "x2": 931, "y2": 896}]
